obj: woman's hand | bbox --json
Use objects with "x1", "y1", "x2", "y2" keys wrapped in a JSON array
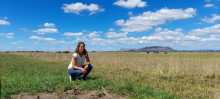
[
  {"x1": 84, "y1": 65, "x2": 89, "y2": 70},
  {"x1": 81, "y1": 68, "x2": 87, "y2": 74}
]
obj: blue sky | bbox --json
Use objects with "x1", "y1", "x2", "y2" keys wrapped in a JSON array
[{"x1": 1, "y1": 0, "x2": 220, "y2": 51}]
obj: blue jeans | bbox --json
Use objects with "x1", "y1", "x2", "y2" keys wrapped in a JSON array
[{"x1": 68, "y1": 64, "x2": 93, "y2": 78}]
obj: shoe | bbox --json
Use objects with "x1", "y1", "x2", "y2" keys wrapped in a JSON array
[
  {"x1": 70, "y1": 75, "x2": 76, "y2": 82},
  {"x1": 82, "y1": 77, "x2": 87, "y2": 81}
]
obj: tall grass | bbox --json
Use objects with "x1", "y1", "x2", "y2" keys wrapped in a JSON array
[
  {"x1": 4, "y1": 52, "x2": 220, "y2": 98},
  {"x1": 0, "y1": 53, "x2": 176, "y2": 99}
]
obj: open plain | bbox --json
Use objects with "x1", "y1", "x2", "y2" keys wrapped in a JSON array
[{"x1": 1, "y1": 52, "x2": 220, "y2": 99}]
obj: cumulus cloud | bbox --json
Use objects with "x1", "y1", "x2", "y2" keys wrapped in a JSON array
[
  {"x1": 105, "y1": 32, "x2": 128, "y2": 38},
  {"x1": 18, "y1": 41, "x2": 24, "y2": 43},
  {"x1": 63, "y1": 32, "x2": 83, "y2": 36},
  {"x1": 201, "y1": 14, "x2": 220, "y2": 23},
  {"x1": 118, "y1": 37, "x2": 140, "y2": 44},
  {"x1": 44, "y1": 23, "x2": 56, "y2": 28},
  {"x1": 205, "y1": 0, "x2": 211, "y2": 2},
  {"x1": 32, "y1": 28, "x2": 59, "y2": 34},
  {"x1": 61, "y1": 2, "x2": 105, "y2": 15},
  {"x1": 75, "y1": 36, "x2": 88, "y2": 42},
  {"x1": 4, "y1": 17, "x2": 7, "y2": 19},
  {"x1": 0, "y1": 20, "x2": 10, "y2": 25},
  {"x1": 0, "y1": 32, "x2": 14, "y2": 36},
  {"x1": 115, "y1": 8, "x2": 196, "y2": 32},
  {"x1": 6, "y1": 36, "x2": 14, "y2": 38},
  {"x1": 29, "y1": 36, "x2": 56, "y2": 41},
  {"x1": 141, "y1": 36, "x2": 164, "y2": 41},
  {"x1": 0, "y1": 32, "x2": 14, "y2": 38},
  {"x1": 20, "y1": 28, "x2": 28, "y2": 32},
  {"x1": 50, "y1": 41, "x2": 74, "y2": 45},
  {"x1": 128, "y1": 11, "x2": 133, "y2": 15},
  {"x1": 152, "y1": 27, "x2": 184, "y2": 37},
  {"x1": 115, "y1": 19, "x2": 124, "y2": 26},
  {"x1": 177, "y1": 36, "x2": 201, "y2": 41},
  {"x1": 109, "y1": 28, "x2": 114, "y2": 31},
  {"x1": 188, "y1": 24, "x2": 220, "y2": 36},
  {"x1": 34, "y1": 41, "x2": 39, "y2": 44},
  {"x1": 82, "y1": 30, "x2": 89, "y2": 33},
  {"x1": 204, "y1": 4, "x2": 214, "y2": 7},
  {"x1": 12, "y1": 42, "x2": 18, "y2": 44},
  {"x1": 113, "y1": 0, "x2": 148, "y2": 9},
  {"x1": 87, "y1": 31, "x2": 101, "y2": 38},
  {"x1": 89, "y1": 38, "x2": 106, "y2": 46}
]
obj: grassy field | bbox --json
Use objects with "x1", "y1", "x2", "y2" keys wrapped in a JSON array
[{"x1": 1, "y1": 52, "x2": 220, "y2": 98}]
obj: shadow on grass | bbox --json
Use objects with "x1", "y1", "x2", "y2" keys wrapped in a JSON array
[{"x1": 76, "y1": 76, "x2": 103, "y2": 81}]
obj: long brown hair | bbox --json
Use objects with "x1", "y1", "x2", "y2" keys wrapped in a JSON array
[{"x1": 75, "y1": 42, "x2": 87, "y2": 55}]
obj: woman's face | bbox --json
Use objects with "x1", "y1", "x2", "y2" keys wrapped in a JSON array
[{"x1": 79, "y1": 44, "x2": 85, "y2": 52}]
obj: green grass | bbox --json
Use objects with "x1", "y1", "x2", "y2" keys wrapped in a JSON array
[{"x1": 0, "y1": 53, "x2": 178, "y2": 99}]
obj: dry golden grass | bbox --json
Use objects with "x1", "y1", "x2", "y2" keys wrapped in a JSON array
[{"x1": 9, "y1": 52, "x2": 220, "y2": 98}]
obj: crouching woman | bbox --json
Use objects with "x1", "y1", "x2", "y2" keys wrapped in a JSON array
[{"x1": 68, "y1": 42, "x2": 93, "y2": 82}]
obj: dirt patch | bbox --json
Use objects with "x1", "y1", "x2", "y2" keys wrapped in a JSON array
[{"x1": 10, "y1": 88, "x2": 126, "y2": 99}]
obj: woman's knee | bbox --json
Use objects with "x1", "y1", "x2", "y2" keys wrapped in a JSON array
[{"x1": 89, "y1": 64, "x2": 93, "y2": 69}]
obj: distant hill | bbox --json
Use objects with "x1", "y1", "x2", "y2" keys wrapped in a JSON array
[{"x1": 118, "y1": 46, "x2": 177, "y2": 52}]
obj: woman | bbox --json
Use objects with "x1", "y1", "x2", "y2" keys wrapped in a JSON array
[{"x1": 68, "y1": 42, "x2": 93, "y2": 82}]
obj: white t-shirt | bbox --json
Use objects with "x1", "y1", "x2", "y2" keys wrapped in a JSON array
[{"x1": 68, "y1": 52, "x2": 88, "y2": 69}]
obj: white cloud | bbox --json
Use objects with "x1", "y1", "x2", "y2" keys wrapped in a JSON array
[
  {"x1": 87, "y1": 31, "x2": 101, "y2": 38},
  {"x1": 109, "y1": 28, "x2": 114, "y2": 31},
  {"x1": 4, "y1": 17, "x2": 7, "y2": 19},
  {"x1": 197, "y1": 22, "x2": 203, "y2": 24},
  {"x1": 201, "y1": 38, "x2": 218, "y2": 41},
  {"x1": 202, "y1": 14, "x2": 220, "y2": 23},
  {"x1": 75, "y1": 36, "x2": 88, "y2": 42},
  {"x1": 89, "y1": 38, "x2": 106, "y2": 46},
  {"x1": 63, "y1": 32, "x2": 83, "y2": 36},
  {"x1": 188, "y1": 24, "x2": 220, "y2": 36},
  {"x1": 61, "y1": 2, "x2": 105, "y2": 15},
  {"x1": 214, "y1": 6, "x2": 218, "y2": 9},
  {"x1": 152, "y1": 27, "x2": 184, "y2": 37},
  {"x1": 210, "y1": 34, "x2": 220, "y2": 38},
  {"x1": 20, "y1": 28, "x2": 28, "y2": 32},
  {"x1": 32, "y1": 28, "x2": 59, "y2": 34},
  {"x1": 6, "y1": 36, "x2": 14, "y2": 38},
  {"x1": 105, "y1": 32, "x2": 128, "y2": 38},
  {"x1": 50, "y1": 41, "x2": 74, "y2": 45},
  {"x1": 0, "y1": 32, "x2": 14, "y2": 38},
  {"x1": 67, "y1": 37, "x2": 71, "y2": 39},
  {"x1": 205, "y1": 0, "x2": 211, "y2": 2},
  {"x1": 118, "y1": 37, "x2": 141, "y2": 44},
  {"x1": 113, "y1": 0, "x2": 148, "y2": 9},
  {"x1": 115, "y1": 8, "x2": 196, "y2": 32},
  {"x1": 18, "y1": 41, "x2": 24, "y2": 43},
  {"x1": 34, "y1": 41, "x2": 39, "y2": 44},
  {"x1": 29, "y1": 36, "x2": 56, "y2": 41},
  {"x1": 0, "y1": 20, "x2": 10, "y2": 25},
  {"x1": 44, "y1": 23, "x2": 56, "y2": 28},
  {"x1": 177, "y1": 36, "x2": 201, "y2": 41},
  {"x1": 115, "y1": 19, "x2": 124, "y2": 26},
  {"x1": 0, "y1": 32, "x2": 14, "y2": 36},
  {"x1": 204, "y1": 4, "x2": 214, "y2": 7},
  {"x1": 141, "y1": 36, "x2": 164, "y2": 41},
  {"x1": 82, "y1": 30, "x2": 89, "y2": 33},
  {"x1": 12, "y1": 42, "x2": 18, "y2": 44},
  {"x1": 128, "y1": 11, "x2": 133, "y2": 15}
]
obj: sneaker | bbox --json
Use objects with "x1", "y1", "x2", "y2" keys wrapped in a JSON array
[
  {"x1": 70, "y1": 75, "x2": 76, "y2": 82},
  {"x1": 82, "y1": 77, "x2": 87, "y2": 81}
]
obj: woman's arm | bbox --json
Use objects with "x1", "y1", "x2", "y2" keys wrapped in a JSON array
[
  {"x1": 72, "y1": 56, "x2": 87, "y2": 73},
  {"x1": 84, "y1": 54, "x2": 90, "y2": 69}
]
